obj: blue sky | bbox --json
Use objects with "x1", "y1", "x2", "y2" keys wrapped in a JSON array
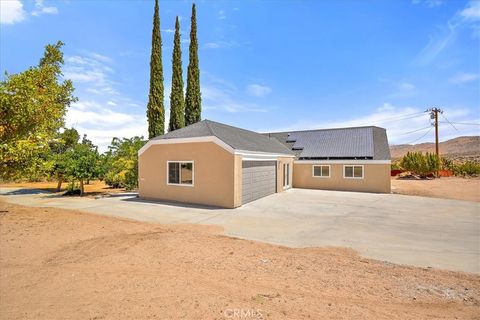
[{"x1": 1, "y1": 0, "x2": 479, "y2": 151}]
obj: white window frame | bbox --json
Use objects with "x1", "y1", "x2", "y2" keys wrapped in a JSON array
[
  {"x1": 343, "y1": 165, "x2": 364, "y2": 180},
  {"x1": 166, "y1": 161, "x2": 195, "y2": 187},
  {"x1": 312, "y1": 165, "x2": 331, "y2": 178}
]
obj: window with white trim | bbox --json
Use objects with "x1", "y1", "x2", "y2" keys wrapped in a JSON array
[
  {"x1": 344, "y1": 165, "x2": 363, "y2": 179},
  {"x1": 168, "y1": 161, "x2": 194, "y2": 185},
  {"x1": 313, "y1": 165, "x2": 330, "y2": 178}
]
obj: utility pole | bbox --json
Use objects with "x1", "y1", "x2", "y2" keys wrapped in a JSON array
[{"x1": 427, "y1": 107, "x2": 443, "y2": 177}]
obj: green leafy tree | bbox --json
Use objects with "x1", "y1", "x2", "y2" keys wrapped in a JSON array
[
  {"x1": 184, "y1": 3, "x2": 201, "y2": 126},
  {"x1": 0, "y1": 41, "x2": 76, "y2": 180},
  {"x1": 64, "y1": 143, "x2": 100, "y2": 196},
  {"x1": 103, "y1": 137, "x2": 146, "y2": 190},
  {"x1": 146, "y1": 0, "x2": 165, "y2": 138},
  {"x1": 168, "y1": 17, "x2": 185, "y2": 132},
  {"x1": 49, "y1": 128, "x2": 80, "y2": 191}
]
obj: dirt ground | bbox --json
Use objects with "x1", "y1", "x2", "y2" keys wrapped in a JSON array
[
  {"x1": 0, "y1": 180, "x2": 126, "y2": 196},
  {"x1": 0, "y1": 201, "x2": 478, "y2": 319},
  {"x1": 391, "y1": 176, "x2": 480, "y2": 202}
]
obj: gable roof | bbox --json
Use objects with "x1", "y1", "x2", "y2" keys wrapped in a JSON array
[
  {"x1": 152, "y1": 120, "x2": 294, "y2": 155},
  {"x1": 266, "y1": 126, "x2": 391, "y2": 160}
]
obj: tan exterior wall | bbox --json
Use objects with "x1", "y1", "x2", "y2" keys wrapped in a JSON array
[
  {"x1": 138, "y1": 142, "x2": 236, "y2": 208},
  {"x1": 293, "y1": 163, "x2": 391, "y2": 193},
  {"x1": 276, "y1": 157, "x2": 294, "y2": 192}
]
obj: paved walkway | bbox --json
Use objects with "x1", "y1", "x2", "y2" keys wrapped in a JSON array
[{"x1": 1, "y1": 187, "x2": 479, "y2": 274}]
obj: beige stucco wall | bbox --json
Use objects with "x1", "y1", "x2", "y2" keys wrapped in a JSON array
[
  {"x1": 138, "y1": 142, "x2": 236, "y2": 208},
  {"x1": 277, "y1": 157, "x2": 294, "y2": 192},
  {"x1": 293, "y1": 162, "x2": 391, "y2": 193}
]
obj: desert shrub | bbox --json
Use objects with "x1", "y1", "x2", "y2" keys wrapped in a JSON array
[
  {"x1": 391, "y1": 160, "x2": 402, "y2": 170},
  {"x1": 451, "y1": 161, "x2": 480, "y2": 177},
  {"x1": 400, "y1": 151, "x2": 440, "y2": 178}
]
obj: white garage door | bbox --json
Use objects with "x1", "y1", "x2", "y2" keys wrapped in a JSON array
[{"x1": 242, "y1": 161, "x2": 276, "y2": 204}]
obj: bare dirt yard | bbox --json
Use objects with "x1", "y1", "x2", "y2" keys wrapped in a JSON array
[
  {"x1": 0, "y1": 180, "x2": 126, "y2": 196},
  {"x1": 0, "y1": 201, "x2": 479, "y2": 319},
  {"x1": 391, "y1": 176, "x2": 480, "y2": 202}
]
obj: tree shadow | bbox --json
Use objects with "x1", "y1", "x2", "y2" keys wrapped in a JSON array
[{"x1": 0, "y1": 188, "x2": 51, "y2": 196}]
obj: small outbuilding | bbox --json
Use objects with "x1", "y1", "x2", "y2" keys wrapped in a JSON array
[
  {"x1": 138, "y1": 120, "x2": 295, "y2": 208},
  {"x1": 138, "y1": 120, "x2": 391, "y2": 208}
]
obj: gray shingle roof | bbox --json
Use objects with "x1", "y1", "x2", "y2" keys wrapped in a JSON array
[
  {"x1": 266, "y1": 126, "x2": 391, "y2": 160},
  {"x1": 152, "y1": 120, "x2": 294, "y2": 155}
]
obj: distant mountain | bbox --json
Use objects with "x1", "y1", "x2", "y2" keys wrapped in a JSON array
[{"x1": 390, "y1": 136, "x2": 480, "y2": 160}]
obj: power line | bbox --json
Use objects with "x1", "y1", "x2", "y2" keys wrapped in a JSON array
[
  {"x1": 374, "y1": 111, "x2": 426, "y2": 124},
  {"x1": 440, "y1": 113, "x2": 458, "y2": 132},
  {"x1": 403, "y1": 126, "x2": 433, "y2": 145},
  {"x1": 439, "y1": 121, "x2": 480, "y2": 126},
  {"x1": 401, "y1": 125, "x2": 432, "y2": 135}
]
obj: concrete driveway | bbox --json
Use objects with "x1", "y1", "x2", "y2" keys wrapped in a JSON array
[{"x1": 1, "y1": 187, "x2": 479, "y2": 274}]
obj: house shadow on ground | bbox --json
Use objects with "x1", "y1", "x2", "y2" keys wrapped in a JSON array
[{"x1": 121, "y1": 196, "x2": 224, "y2": 210}]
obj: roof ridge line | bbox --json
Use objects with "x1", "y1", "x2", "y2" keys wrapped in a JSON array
[
  {"x1": 204, "y1": 119, "x2": 216, "y2": 137},
  {"x1": 267, "y1": 125, "x2": 384, "y2": 135}
]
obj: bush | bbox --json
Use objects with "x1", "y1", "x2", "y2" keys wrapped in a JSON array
[
  {"x1": 451, "y1": 161, "x2": 480, "y2": 177},
  {"x1": 400, "y1": 151, "x2": 440, "y2": 178}
]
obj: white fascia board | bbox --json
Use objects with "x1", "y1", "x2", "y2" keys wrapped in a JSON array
[
  {"x1": 294, "y1": 160, "x2": 391, "y2": 165},
  {"x1": 235, "y1": 150, "x2": 295, "y2": 158},
  {"x1": 241, "y1": 156, "x2": 279, "y2": 161},
  {"x1": 138, "y1": 136, "x2": 235, "y2": 156}
]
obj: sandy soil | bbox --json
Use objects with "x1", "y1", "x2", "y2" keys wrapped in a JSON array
[
  {"x1": 0, "y1": 201, "x2": 478, "y2": 319},
  {"x1": 391, "y1": 177, "x2": 480, "y2": 202},
  {"x1": 0, "y1": 180, "x2": 126, "y2": 196}
]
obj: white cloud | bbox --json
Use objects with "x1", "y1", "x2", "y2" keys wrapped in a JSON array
[
  {"x1": 262, "y1": 103, "x2": 478, "y2": 145},
  {"x1": 204, "y1": 42, "x2": 220, "y2": 49},
  {"x1": 460, "y1": 1, "x2": 480, "y2": 20},
  {"x1": 412, "y1": 0, "x2": 444, "y2": 8},
  {"x1": 449, "y1": 72, "x2": 479, "y2": 83},
  {"x1": 63, "y1": 53, "x2": 147, "y2": 152},
  {"x1": 66, "y1": 101, "x2": 147, "y2": 152},
  {"x1": 203, "y1": 41, "x2": 240, "y2": 49},
  {"x1": 0, "y1": 0, "x2": 26, "y2": 24},
  {"x1": 200, "y1": 74, "x2": 271, "y2": 113},
  {"x1": 218, "y1": 10, "x2": 226, "y2": 20},
  {"x1": 246, "y1": 84, "x2": 272, "y2": 97},
  {"x1": 64, "y1": 53, "x2": 118, "y2": 96},
  {"x1": 32, "y1": 0, "x2": 58, "y2": 17},
  {"x1": 414, "y1": 1, "x2": 479, "y2": 65},
  {"x1": 161, "y1": 28, "x2": 175, "y2": 34},
  {"x1": 399, "y1": 82, "x2": 415, "y2": 90}
]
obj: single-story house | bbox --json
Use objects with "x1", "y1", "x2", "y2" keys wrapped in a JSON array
[{"x1": 138, "y1": 119, "x2": 391, "y2": 208}]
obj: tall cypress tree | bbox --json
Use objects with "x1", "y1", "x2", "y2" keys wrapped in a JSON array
[
  {"x1": 146, "y1": 0, "x2": 164, "y2": 138},
  {"x1": 185, "y1": 3, "x2": 201, "y2": 126},
  {"x1": 168, "y1": 17, "x2": 185, "y2": 132}
]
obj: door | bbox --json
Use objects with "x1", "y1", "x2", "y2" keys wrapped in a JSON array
[{"x1": 242, "y1": 161, "x2": 276, "y2": 204}]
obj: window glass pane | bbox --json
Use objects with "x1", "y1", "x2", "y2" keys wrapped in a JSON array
[
  {"x1": 313, "y1": 166, "x2": 322, "y2": 176},
  {"x1": 354, "y1": 166, "x2": 363, "y2": 178},
  {"x1": 180, "y1": 162, "x2": 193, "y2": 184},
  {"x1": 322, "y1": 166, "x2": 330, "y2": 177},
  {"x1": 168, "y1": 162, "x2": 180, "y2": 184},
  {"x1": 345, "y1": 166, "x2": 353, "y2": 177}
]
